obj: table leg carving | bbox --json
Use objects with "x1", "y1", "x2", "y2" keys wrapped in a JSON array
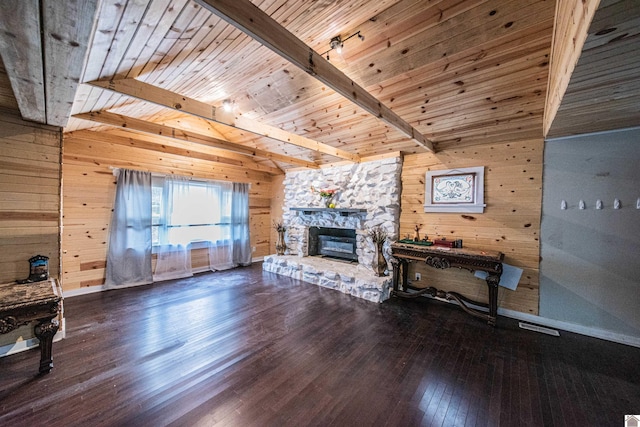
[
  {"x1": 34, "y1": 318, "x2": 59, "y2": 374},
  {"x1": 486, "y1": 274, "x2": 500, "y2": 326}
]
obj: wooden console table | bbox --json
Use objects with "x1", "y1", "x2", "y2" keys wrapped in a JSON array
[
  {"x1": 0, "y1": 279, "x2": 62, "y2": 374},
  {"x1": 390, "y1": 242, "x2": 504, "y2": 326}
]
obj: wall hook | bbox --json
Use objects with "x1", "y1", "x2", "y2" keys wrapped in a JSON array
[
  {"x1": 560, "y1": 200, "x2": 567, "y2": 210},
  {"x1": 614, "y1": 198, "x2": 621, "y2": 209},
  {"x1": 596, "y1": 199, "x2": 603, "y2": 210},
  {"x1": 579, "y1": 200, "x2": 585, "y2": 210}
]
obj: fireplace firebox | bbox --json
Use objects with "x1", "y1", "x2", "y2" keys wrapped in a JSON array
[{"x1": 308, "y1": 227, "x2": 358, "y2": 262}]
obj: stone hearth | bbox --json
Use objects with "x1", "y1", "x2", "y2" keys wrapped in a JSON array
[{"x1": 263, "y1": 255, "x2": 392, "y2": 303}]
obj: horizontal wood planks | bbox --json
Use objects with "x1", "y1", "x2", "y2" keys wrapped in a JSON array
[
  {"x1": 0, "y1": 110, "x2": 61, "y2": 284},
  {"x1": 62, "y1": 132, "x2": 273, "y2": 291},
  {"x1": 400, "y1": 139, "x2": 543, "y2": 314}
]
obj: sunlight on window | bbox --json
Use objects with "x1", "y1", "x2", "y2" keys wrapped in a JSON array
[{"x1": 152, "y1": 179, "x2": 232, "y2": 246}]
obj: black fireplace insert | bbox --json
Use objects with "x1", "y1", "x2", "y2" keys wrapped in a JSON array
[{"x1": 308, "y1": 227, "x2": 358, "y2": 262}]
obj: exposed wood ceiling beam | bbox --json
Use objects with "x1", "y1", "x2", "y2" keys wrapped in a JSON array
[
  {"x1": 87, "y1": 78, "x2": 361, "y2": 162},
  {"x1": 42, "y1": 0, "x2": 100, "y2": 127},
  {"x1": 67, "y1": 129, "x2": 282, "y2": 176},
  {"x1": 194, "y1": 0, "x2": 435, "y2": 153},
  {"x1": 0, "y1": 0, "x2": 99, "y2": 127},
  {"x1": 73, "y1": 111, "x2": 319, "y2": 169},
  {"x1": 0, "y1": 0, "x2": 46, "y2": 124}
]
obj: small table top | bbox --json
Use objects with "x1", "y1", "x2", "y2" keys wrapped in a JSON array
[
  {"x1": 0, "y1": 279, "x2": 61, "y2": 312},
  {"x1": 391, "y1": 241, "x2": 504, "y2": 263}
]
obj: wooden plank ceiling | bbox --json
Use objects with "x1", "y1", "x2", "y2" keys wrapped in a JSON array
[
  {"x1": 59, "y1": 0, "x2": 558, "y2": 171},
  {"x1": 3, "y1": 0, "x2": 636, "y2": 170},
  {"x1": 546, "y1": 0, "x2": 640, "y2": 138}
]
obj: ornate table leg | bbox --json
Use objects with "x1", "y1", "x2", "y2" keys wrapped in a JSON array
[
  {"x1": 391, "y1": 258, "x2": 400, "y2": 295},
  {"x1": 400, "y1": 259, "x2": 409, "y2": 292},
  {"x1": 486, "y1": 274, "x2": 500, "y2": 326},
  {"x1": 34, "y1": 318, "x2": 59, "y2": 374}
]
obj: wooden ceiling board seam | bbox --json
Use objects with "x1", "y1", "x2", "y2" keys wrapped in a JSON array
[
  {"x1": 376, "y1": 50, "x2": 551, "y2": 115},
  {"x1": 86, "y1": 0, "x2": 152, "y2": 100},
  {"x1": 582, "y1": 19, "x2": 640, "y2": 51},
  {"x1": 342, "y1": 0, "x2": 485, "y2": 65},
  {"x1": 131, "y1": 3, "x2": 205, "y2": 80},
  {"x1": 165, "y1": 0, "x2": 299, "y2": 97},
  {"x1": 589, "y1": 0, "x2": 640, "y2": 29},
  {"x1": 357, "y1": 18, "x2": 553, "y2": 96},
  {"x1": 367, "y1": 38, "x2": 552, "y2": 103},
  {"x1": 353, "y1": 0, "x2": 555, "y2": 89},
  {"x1": 118, "y1": 0, "x2": 191, "y2": 80},
  {"x1": 350, "y1": 0, "x2": 533, "y2": 74},
  {"x1": 142, "y1": 8, "x2": 220, "y2": 88}
]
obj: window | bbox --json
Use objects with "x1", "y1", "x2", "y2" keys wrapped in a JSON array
[{"x1": 152, "y1": 176, "x2": 232, "y2": 246}]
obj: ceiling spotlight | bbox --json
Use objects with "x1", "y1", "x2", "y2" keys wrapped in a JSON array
[
  {"x1": 322, "y1": 31, "x2": 364, "y2": 61},
  {"x1": 330, "y1": 36, "x2": 343, "y2": 54},
  {"x1": 222, "y1": 99, "x2": 233, "y2": 112}
]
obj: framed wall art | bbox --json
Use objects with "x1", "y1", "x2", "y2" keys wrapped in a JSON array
[{"x1": 424, "y1": 166, "x2": 486, "y2": 213}]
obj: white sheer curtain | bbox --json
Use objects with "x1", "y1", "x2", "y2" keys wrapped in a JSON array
[
  {"x1": 153, "y1": 175, "x2": 193, "y2": 282},
  {"x1": 105, "y1": 169, "x2": 153, "y2": 289},
  {"x1": 208, "y1": 181, "x2": 234, "y2": 270},
  {"x1": 208, "y1": 182, "x2": 251, "y2": 270}
]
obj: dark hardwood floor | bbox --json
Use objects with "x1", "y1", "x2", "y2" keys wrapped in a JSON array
[{"x1": 1, "y1": 262, "x2": 639, "y2": 426}]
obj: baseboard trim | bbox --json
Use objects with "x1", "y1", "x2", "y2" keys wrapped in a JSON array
[
  {"x1": 423, "y1": 294, "x2": 640, "y2": 348},
  {"x1": 63, "y1": 284, "x2": 106, "y2": 298},
  {"x1": 498, "y1": 308, "x2": 640, "y2": 348},
  {"x1": 0, "y1": 330, "x2": 65, "y2": 358}
]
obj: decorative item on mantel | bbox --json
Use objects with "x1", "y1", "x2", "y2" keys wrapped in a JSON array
[
  {"x1": 311, "y1": 186, "x2": 338, "y2": 208},
  {"x1": 273, "y1": 221, "x2": 287, "y2": 256},
  {"x1": 368, "y1": 226, "x2": 389, "y2": 277}
]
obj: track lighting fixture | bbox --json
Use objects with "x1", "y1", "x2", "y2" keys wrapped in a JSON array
[
  {"x1": 222, "y1": 99, "x2": 233, "y2": 112},
  {"x1": 322, "y1": 31, "x2": 364, "y2": 61},
  {"x1": 330, "y1": 36, "x2": 343, "y2": 54}
]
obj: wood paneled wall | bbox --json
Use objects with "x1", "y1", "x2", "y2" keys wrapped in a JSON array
[
  {"x1": 61, "y1": 131, "x2": 273, "y2": 292},
  {"x1": 400, "y1": 139, "x2": 543, "y2": 315},
  {"x1": 0, "y1": 109, "x2": 61, "y2": 284}
]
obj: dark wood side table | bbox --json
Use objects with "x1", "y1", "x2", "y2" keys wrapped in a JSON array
[
  {"x1": 390, "y1": 242, "x2": 504, "y2": 326},
  {"x1": 0, "y1": 279, "x2": 62, "y2": 374}
]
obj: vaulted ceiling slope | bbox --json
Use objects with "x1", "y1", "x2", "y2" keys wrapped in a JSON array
[
  {"x1": 0, "y1": 0, "x2": 636, "y2": 169},
  {"x1": 546, "y1": 0, "x2": 640, "y2": 138}
]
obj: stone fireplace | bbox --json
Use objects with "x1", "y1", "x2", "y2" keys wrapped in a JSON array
[
  {"x1": 263, "y1": 157, "x2": 402, "y2": 303},
  {"x1": 309, "y1": 227, "x2": 358, "y2": 262}
]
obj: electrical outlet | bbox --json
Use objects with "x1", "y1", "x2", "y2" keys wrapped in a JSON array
[
  {"x1": 415, "y1": 272, "x2": 421, "y2": 281},
  {"x1": 252, "y1": 246, "x2": 256, "y2": 253}
]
